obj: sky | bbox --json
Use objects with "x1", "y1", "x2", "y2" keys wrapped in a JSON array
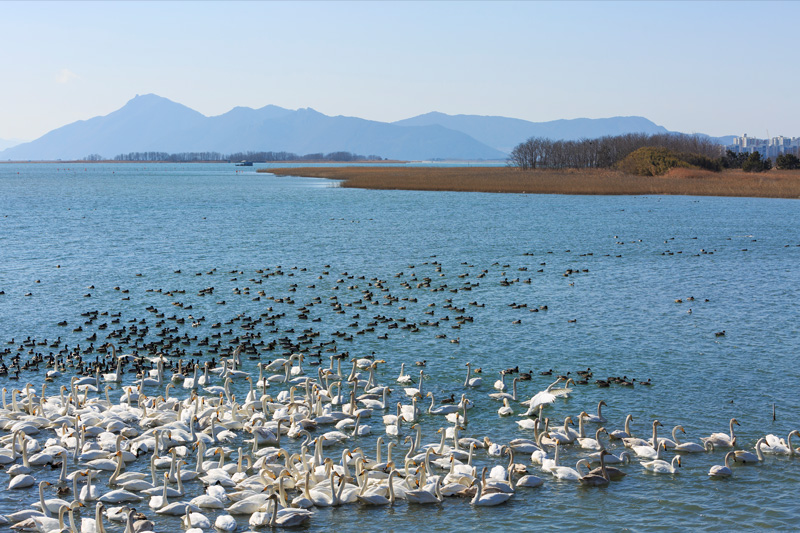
[{"x1": 1, "y1": 1, "x2": 798, "y2": 142}]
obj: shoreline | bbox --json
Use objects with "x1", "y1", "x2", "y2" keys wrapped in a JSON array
[
  {"x1": 261, "y1": 166, "x2": 800, "y2": 199},
  {"x1": 0, "y1": 159, "x2": 409, "y2": 165}
]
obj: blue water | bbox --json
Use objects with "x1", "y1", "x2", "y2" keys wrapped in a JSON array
[{"x1": 0, "y1": 162, "x2": 798, "y2": 530}]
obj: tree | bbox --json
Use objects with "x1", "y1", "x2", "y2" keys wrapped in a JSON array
[
  {"x1": 775, "y1": 153, "x2": 800, "y2": 170},
  {"x1": 742, "y1": 152, "x2": 772, "y2": 173},
  {"x1": 719, "y1": 149, "x2": 748, "y2": 169}
]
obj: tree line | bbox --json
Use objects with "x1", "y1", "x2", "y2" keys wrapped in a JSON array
[
  {"x1": 508, "y1": 133, "x2": 723, "y2": 170},
  {"x1": 82, "y1": 151, "x2": 384, "y2": 162}
]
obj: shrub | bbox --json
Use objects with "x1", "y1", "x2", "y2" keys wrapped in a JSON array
[
  {"x1": 680, "y1": 152, "x2": 722, "y2": 172},
  {"x1": 742, "y1": 152, "x2": 772, "y2": 173},
  {"x1": 776, "y1": 153, "x2": 800, "y2": 170},
  {"x1": 617, "y1": 147, "x2": 689, "y2": 176}
]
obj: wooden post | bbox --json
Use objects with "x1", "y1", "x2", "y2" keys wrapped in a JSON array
[{"x1": 773, "y1": 403, "x2": 776, "y2": 421}]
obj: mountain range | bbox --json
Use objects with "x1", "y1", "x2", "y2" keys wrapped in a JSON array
[{"x1": 0, "y1": 94, "x2": 734, "y2": 161}]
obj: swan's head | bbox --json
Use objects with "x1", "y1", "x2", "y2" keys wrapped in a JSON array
[
  {"x1": 676, "y1": 457, "x2": 682, "y2": 467},
  {"x1": 599, "y1": 400, "x2": 607, "y2": 407},
  {"x1": 678, "y1": 425, "x2": 686, "y2": 433},
  {"x1": 731, "y1": 418, "x2": 740, "y2": 426},
  {"x1": 653, "y1": 420, "x2": 662, "y2": 427}
]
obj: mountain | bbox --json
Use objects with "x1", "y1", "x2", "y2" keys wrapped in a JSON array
[
  {"x1": 0, "y1": 94, "x2": 736, "y2": 162},
  {"x1": 0, "y1": 138, "x2": 25, "y2": 151},
  {"x1": 393, "y1": 112, "x2": 671, "y2": 153},
  {"x1": 0, "y1": 95, "x2": 506, "y2": 161}
]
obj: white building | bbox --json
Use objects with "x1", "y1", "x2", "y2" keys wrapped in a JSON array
[{"x1": 728, "y1": 134, "x2": 800, "y2": 158}]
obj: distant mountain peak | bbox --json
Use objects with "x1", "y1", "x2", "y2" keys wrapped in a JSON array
[{"x1": 0, "y1": 94, "x2": 731, "y2": 162}]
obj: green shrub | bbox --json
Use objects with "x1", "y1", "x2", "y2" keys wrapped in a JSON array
[
  {"x1": 776, "y1": 153, "x2": 800, "y2": 170},
  {"x1": 742, "y1": 152, "x2": 772, "y2": 173}
]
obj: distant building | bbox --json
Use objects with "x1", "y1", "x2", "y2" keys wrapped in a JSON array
[{"x1": 728, "y1": 134, "x2": 800, "y2": 159}]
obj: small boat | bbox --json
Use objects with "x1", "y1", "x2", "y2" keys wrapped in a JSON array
[{"x1": 235, "y1": 161, "x2": 253, "y2": 167}]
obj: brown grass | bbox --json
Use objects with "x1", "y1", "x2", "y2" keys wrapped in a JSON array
[{"x1": 261, "y1": 166, "x2": 800, "y2": 199}]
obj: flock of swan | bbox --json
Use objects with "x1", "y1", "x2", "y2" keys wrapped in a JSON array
[{"x1": 0, "y1": 341, "x2": 797, "y2": 533}]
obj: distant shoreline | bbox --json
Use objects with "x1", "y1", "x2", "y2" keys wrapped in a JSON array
[
  {"x1": 0, "y1": 159, "x2": 409, "y2": 165},
  {"x1": 262, "y1": 166, "x2": 800, "y2": 199}
]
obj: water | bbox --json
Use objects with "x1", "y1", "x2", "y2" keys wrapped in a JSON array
[{"x1": 0, "y1": 162, "x2": 798, "y2": 530}]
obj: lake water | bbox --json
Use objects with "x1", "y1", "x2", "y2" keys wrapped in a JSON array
[{"x1": 0, "y1": 162, "x2": 798, "y2": 530}]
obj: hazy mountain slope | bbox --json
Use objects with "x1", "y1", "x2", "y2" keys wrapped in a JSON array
[{"x1": 393, "y1": 112, "x2": 671, "y2": 153}]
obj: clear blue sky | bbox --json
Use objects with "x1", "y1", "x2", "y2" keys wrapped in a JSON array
[{"x1": 1, "y1": 1, "x2": 798, "y2": 141}]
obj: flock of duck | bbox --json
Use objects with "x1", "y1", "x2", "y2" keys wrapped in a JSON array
[{"x1": 0, "y1": 257, "x2": 793, "y2": 532}]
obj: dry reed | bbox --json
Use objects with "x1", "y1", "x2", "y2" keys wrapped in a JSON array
[{"x1": 262, "y1": 166, "x2": 800, "y2": 199}]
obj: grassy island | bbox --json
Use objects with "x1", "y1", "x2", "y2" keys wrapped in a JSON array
[{"x1": 260, "y1": 166, "x2": 800, "y2": 199}]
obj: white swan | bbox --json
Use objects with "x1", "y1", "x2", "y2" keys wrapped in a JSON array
[
  {"x1": 405, "y1": 476, "x2": 443, "y2": 504},
  {"x1": 734, "y1": 438, "x2": 766, "y2": 464},
  {"x1": 471, "y1": 478, "x2": 512, "y2": 506},
  {"x1": 701, "y1": 418, "x2": 739, "y2": 448},
  {"x1": 608, "y1": 414, "x2": 634, "y2": 440},
  {"x1": 709, "y1": 451, "x2": 735, "y2": 477},
  {"x1": 582, "y1": 400, "x2": 608, "y2": 423},
  {"x1": 642, "y1": 455, "x2": 681, "y2": 474},
  {"x1": 463, "y1": 363, "x2": 482, "y2": 388},
  {"x1": 763, "y1": 430, "x2": 800, "y2": 455}
]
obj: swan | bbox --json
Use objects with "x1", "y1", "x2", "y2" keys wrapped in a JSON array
[
  {"x1": 497, "y1": 398, "x2": 514, "y2": 416},
  {"x1": 426, "y1": 392, "x2": 459, "y2": 415},
  {"x1": 29, "y1": 502, "x2": 79, "y2": 533},
  {"x1": 634, "y1": 440, "x2": 667, "y2": 461},
  {"x1": 608, "y1": 414, "x2": 634, "y2": 440},
  {"x1": 576, "y1": 427, "x2": 607, "y2": 450},
  {"x1": 79, "y1": 470, "x2": 100, "y2": 502},
  {"x1": 629, "y1": 420, "x2": 663, "y2": 456},
  {"x1": 464, "y1": 363, "x2": 482, "y2": 388},
  {"x1": 33, "y1": 481, "x2": 71, "y2": 515},
  {"x1": 521, "y1": 377, "x2": 565, "y2": 413},
  {"x1": 357, "y1": 469, "x2": 396, "y2": 505},
  {"x1": 763, "y1": 430, "x2": 800, "y2": 455},
  {"x1": 701, "y1": 418, "x2": 739, "y2": 448},
  {"x1": 182, "y1": 507, "x2": 212, "y2": 530},
  {"x1": 405, "y1": 476, "x2": 443, "y2": 504},
  {"x1": 514, "y1": 467, "x2": 544, "y2": 488},
  {"x1": 489, "y1": 377, "x2": 519, "y2": 401},
  {"x1": 262, "y1": 494, "x2": 313, "y2": 527},
  {"x1": 80, "y1": 502, "x2": 105, "y2": 533},
  {"x1": 551, "y1": 459, "x2": 591, "y2": 481},
  {"x1": 709, "y1": 451, "x2": 735, "y2": 477},
  {"x1": 673, "y1": 426, "x2": 713, "y2": 453},
  {"x1": 98, "y1": 488, "x2": 142, "y2": 504},
  {"x1": 735, "y1": 438, "x2": 766, "y2": 463},
  {"x1": 582, "y1": 400, "x2": 607, "y2": 423},
  {"x1": 396, "y1": 363, "x2": 412, "y2": 384},
  {"x1": 471, "y1": 478, "x2": 512, "y2": 506},
  {"x1": 578, "y1": 450, "x2": 610, "y2": 486},
  {"x1": 643, "y1": 455, "x2": 682, "y2": 474},
  {"x1": 214, "y1": 514, "x2": 237, "y2": 532},
  {"x1": 493, "y1": 371, "x2": 507, "y2": 391},
  {"x1": 404, "y1": 370, "x2": 425, "y2": 397},
  {"x1": 9, "y1": 473, "x2": 35, "y2": 489}
]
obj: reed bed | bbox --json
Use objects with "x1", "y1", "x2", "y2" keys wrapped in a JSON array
[{"x1": 263, "y1": 166, "x2": 800, "y2": 199}]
